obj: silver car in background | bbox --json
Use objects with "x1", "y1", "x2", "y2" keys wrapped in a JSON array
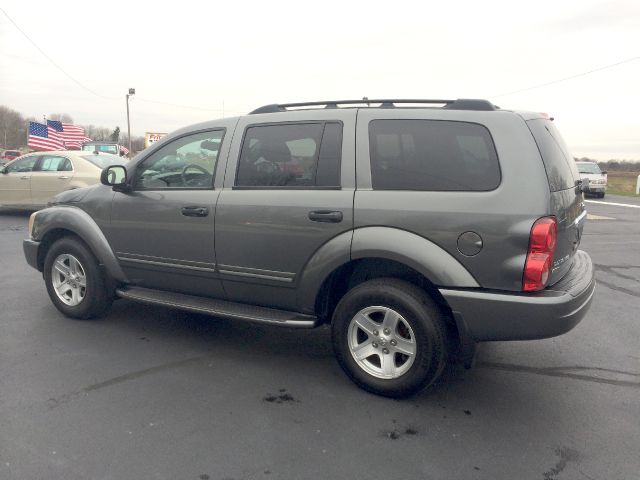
[
  {"x1": 576, "y1": 160, "x2": 607, "y2": 198},
  {"x1": 0, "y1": 150, "x2": 123, "y2": 208}
]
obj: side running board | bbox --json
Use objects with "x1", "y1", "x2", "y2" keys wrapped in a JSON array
[{"x1": 116, "y1": 286, "x2": 319, "y2": 328}]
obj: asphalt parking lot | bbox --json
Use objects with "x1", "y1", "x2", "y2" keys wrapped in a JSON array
[{"x1": 1, "y1": 195, "x2": 638, "y2": 480}]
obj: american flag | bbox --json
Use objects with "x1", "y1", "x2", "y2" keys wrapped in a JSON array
[
  {"x1": 61, "y1": 123, "x2": 87, "y2": 149},
  {"x1": 119, "y1": 144, "x2": 130, "y2": 155},
  {"x1": 28, "y1": 121, "x2": 64, "y2": 151}
]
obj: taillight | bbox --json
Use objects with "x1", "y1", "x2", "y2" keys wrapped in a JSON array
[{"x1": 523, "y1": 216, "x2": 557, "y2": 292}]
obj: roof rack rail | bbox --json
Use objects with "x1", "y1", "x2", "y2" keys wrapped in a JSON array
[{"x1": 249, "y1": 98, "x2": 497, "y2": 114}]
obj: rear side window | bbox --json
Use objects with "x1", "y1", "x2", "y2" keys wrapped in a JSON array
[
  {"x1": 527, "y1": 119, "x2": 579, "y2": 191},
  {"x1": 236, "y1": 122, "x2": 342, "y2": 188},
  {"x1": 369, "y1": 120, "x2": 500, "y2": 191},
  {"x1": 37, "y1": 155, "x2": 72, "y2": 172}
]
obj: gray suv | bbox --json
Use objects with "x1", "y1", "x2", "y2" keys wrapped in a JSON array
[{"x1": 23, "y1": 99, "x2": 595, "y2": 397}]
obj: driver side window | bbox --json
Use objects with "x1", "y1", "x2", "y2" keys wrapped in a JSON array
[
  {"x1": 134, "y1": 130, "x2": 225, "y2": 190},
  {"x1": 6, "y1": 156, "x2": 40, "y2": 173}
]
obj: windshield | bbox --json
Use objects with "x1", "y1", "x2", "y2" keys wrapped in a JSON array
[
  {"x1": 82, "y1": 144, "x2": 119, "y2": 155},
  {"x1": 576, "y1": 162, "x2": 602, "y2": 174},
  {"x1": 80, "y1": 154, "x2": 123, "y2": 168}
]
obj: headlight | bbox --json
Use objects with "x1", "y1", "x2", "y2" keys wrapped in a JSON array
[{"x1": 28, "y1": 211, "x2": 38, "y2": 239}]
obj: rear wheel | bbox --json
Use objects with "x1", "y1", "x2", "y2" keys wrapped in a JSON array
[
  {"x1": 44, "y1": 237, "x2": 113, "y2": 319},
  {"x1": 331, "y1": 278, "x2": 450, "y2": 398}
]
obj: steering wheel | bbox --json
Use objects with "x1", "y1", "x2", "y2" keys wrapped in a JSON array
[
  {"x1": 255, "y1": 159, "x2": 280, "y2": 174},
  {"x1": 181, "y1": 164, "x2": 211, "y2": 186}
]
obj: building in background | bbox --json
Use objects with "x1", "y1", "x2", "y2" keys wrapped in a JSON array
[{"x1": 145, "y1": 132, "x2": 167, "y2": 149}]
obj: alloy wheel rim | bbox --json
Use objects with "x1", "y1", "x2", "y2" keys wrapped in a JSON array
[
  {"x1": 347, "y1": 306, "x2": 417, "y2": 379},
  {"x1": 51, "y1": 254, "x2": 86, "y2": 306}
]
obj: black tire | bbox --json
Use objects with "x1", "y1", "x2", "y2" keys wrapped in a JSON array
[
  {"x1": 331, "y1": 278, "x2": 450, "y2": 398},
  {"x1": 43, "y1": 236, "x2": 113, "y2": 319}
]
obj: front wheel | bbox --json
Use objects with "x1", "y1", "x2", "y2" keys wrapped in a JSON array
[
  {"x1": 43, "y1": 237, "x2": 113, "y2": 319},
  {"x1": 331, "y1": 278, "x2": 450, "y2": 398}
]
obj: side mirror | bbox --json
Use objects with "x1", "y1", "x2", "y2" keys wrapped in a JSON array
[
  {"x1": 101, "y1": 165, "x2": 128, "y2": 189},
  {"x1": 580, "y1": 178, "x2": 590, "y2": 193},
  {"x1": 601, "y1": 170, "x2": 607, "y2": 175},
  {"x1": 200, "y1": 140, "x2": 218, "y2": 151}
]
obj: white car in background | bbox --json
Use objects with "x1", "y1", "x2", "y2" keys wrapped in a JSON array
[
  {"x1": 0, "y1": 150, "x2": 123, "y2": 209},
  {"x1": 576, "y1": 160, "x2": 607, "y2": 198}
]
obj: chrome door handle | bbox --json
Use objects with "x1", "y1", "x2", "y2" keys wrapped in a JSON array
[
  {"x1": 20, "y1": 176, "x2": 29, "y2": 180},
  {"x1": 181, "y1": 206, "x2": 209, "y2": 217},
  {"x1": 58, "y1": 176, "x2": 70, "y2": 179}
]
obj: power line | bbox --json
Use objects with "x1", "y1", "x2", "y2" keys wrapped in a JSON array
[
  {"x1": 491, "y1": 56, "x2": 640, "y2": 98},
  {"x1": 136, "y1": 97, "x2": 245, "y2": 115},
  {"x1": 0, "y1": 6, "x2": 116, "y2": 100},
  {"x1": 1, "y1": 7, "x2": 246, "y2": 115}
]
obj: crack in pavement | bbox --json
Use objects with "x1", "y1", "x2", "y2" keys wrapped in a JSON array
[
  {"x1": 479, "y1": 362, "x2": 640, "y2": 388},
  {"x1": 46, "y1": 356, "x2": 640, "y2": 411},
  {"x1": 594, "y1": 278, "x2": 640, "y2": 298},
  {"x1": 46, "y1": 355, "x2": 212, "y2": 409},
  {"x1": 594, "y1": 264, "x2": 640, "y2": 283}
]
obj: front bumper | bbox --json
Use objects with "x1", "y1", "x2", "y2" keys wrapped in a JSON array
[
  {"x1": 441, "y1": 250, "x2": 595, "y2": 342},
  {"x1": 587, "y1": 185, "x2": 606, "y2": 193},
  {"x1": 23, "y1": 239, "x2": 41, "y2": 271}
]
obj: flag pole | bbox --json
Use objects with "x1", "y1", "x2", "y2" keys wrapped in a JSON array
[{"x1": 126, "y1": 88, "x2": 135, "y2": 158}]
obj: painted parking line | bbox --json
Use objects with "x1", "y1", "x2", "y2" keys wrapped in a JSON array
[
  {"x1": 585, "y1": 200, "x2": 640, "y2": 209},
  {"x1": 587, "y1": 214, "x2": 615, "y2": 220}
]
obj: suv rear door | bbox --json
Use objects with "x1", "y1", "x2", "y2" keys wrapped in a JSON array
[
  {"x1": 526, "y1": 118, "x2": 586, "y2": 284},
  {"x1": 215, "y1": 109, "x2": 356, "y2": 311}
]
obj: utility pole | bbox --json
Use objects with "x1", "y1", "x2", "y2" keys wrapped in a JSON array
[{"x1": 126, "y1": 88, "x2": 135, "y2": 158}]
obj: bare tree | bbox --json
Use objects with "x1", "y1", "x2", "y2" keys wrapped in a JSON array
[
  {"x1": 119, "y1": 134, "x2": 145, "y2": 153},
  {"x1": 0, "y1": 105, "x2": 27, "y2": 149}
]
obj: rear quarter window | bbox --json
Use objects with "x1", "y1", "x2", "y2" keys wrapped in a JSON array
[
  {"x1": 368, "y1": 119, "x2": 501, "y2": 191},
  {"x1": 527, "y1": 119, "x2": 579, "y2": 191}
]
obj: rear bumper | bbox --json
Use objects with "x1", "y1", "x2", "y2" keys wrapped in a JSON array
[
  {"x1": 23, "y1": 239, "x2": 41, "y2": 271},
  {"x1": 587, "y1": 185, "x2": 606, "y2": 193},
  {"x1": 441, "y1": 250, "x2": 595, "y2": 341}
]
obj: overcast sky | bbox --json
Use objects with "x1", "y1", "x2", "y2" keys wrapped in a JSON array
[{"x1": 1, "y1": 0, "x2": 638, "y2": 159}]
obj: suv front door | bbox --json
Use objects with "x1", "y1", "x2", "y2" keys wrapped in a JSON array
[
  {"x1": 106, "y1": 126, "x2": 233, "y2": 298},
  {"x1": 215, "y1": 110, "x2": 356, "y2": 311}
]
